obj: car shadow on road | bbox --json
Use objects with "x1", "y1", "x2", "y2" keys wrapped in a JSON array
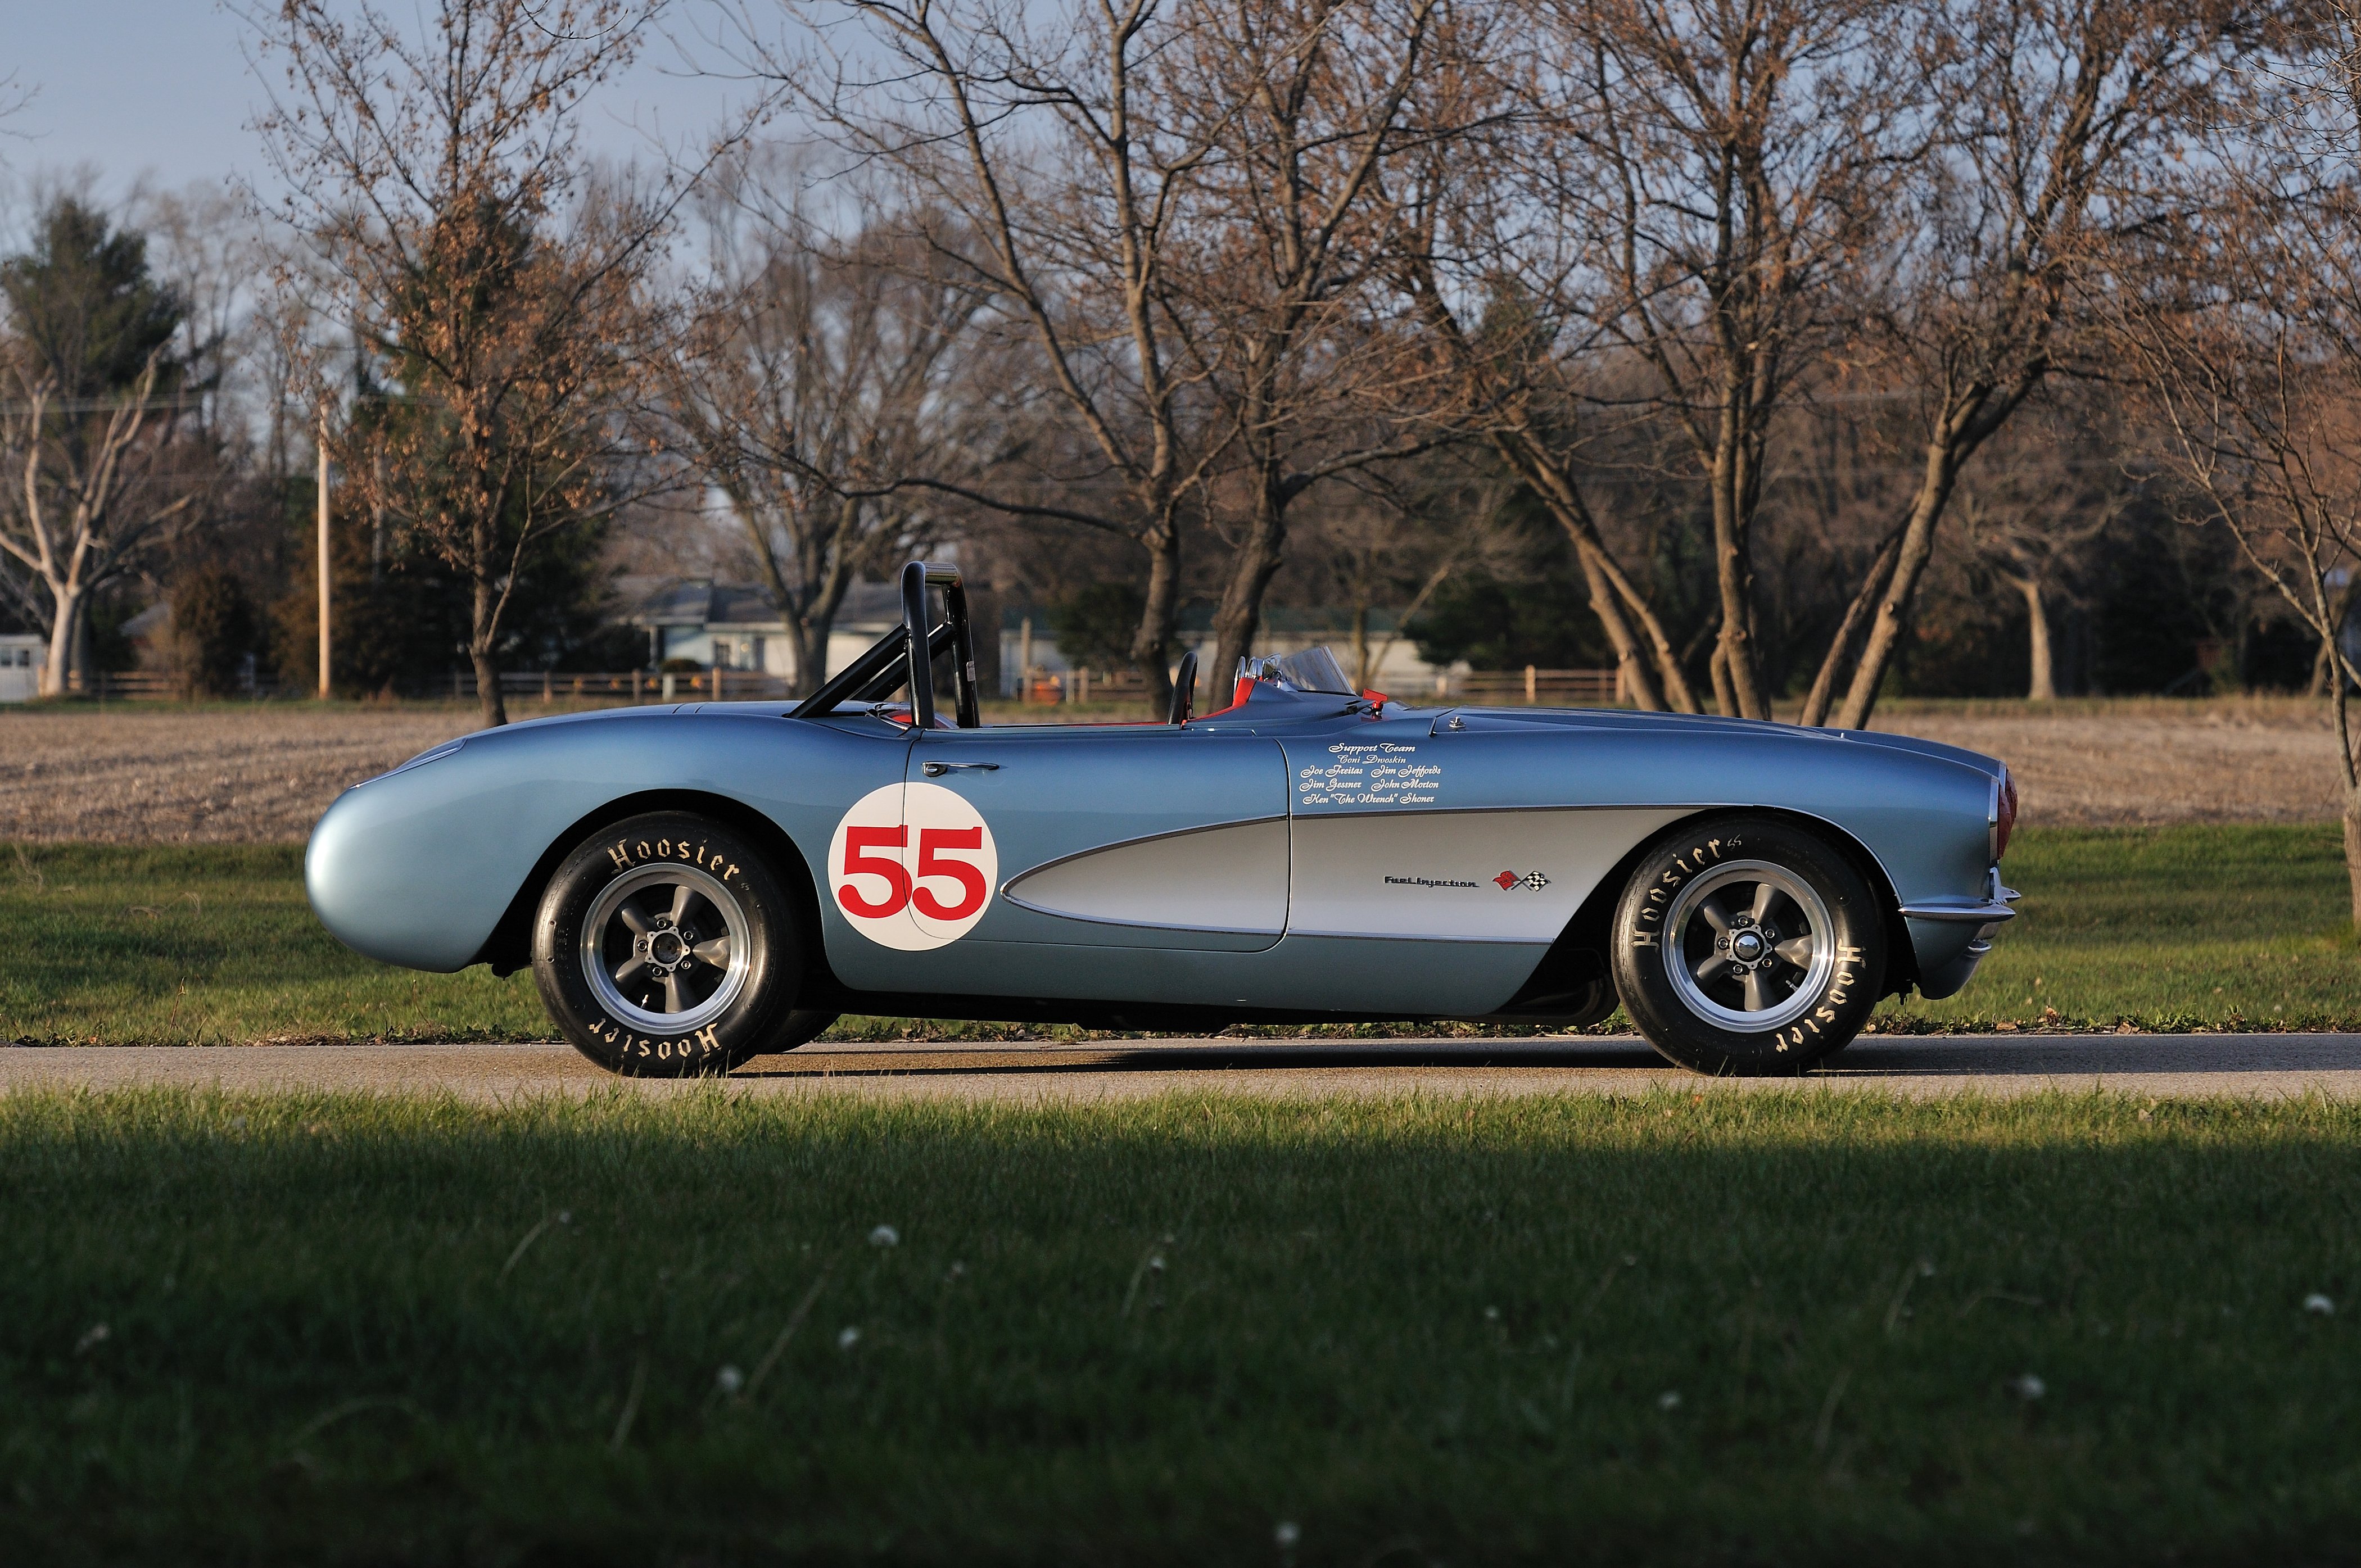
[
  {"x1": 734, "y1": 1037, "x2": 1670, "y2": 1077},
  {"x1": 734, "y1": 1032, "x2": 2361, "y2": 1081}
]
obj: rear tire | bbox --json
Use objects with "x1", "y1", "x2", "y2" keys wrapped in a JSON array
[
  {"x1": 1609, "y1": 815, "x2": 1885, "y2": 1076},
  {"x1": 533, "y1": 812, "x2": 803, "y2": 1077}
]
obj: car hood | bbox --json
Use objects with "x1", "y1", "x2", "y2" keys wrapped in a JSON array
[{"x1": 1442, "y1": 704, "x2": 2005, "y2": 778}]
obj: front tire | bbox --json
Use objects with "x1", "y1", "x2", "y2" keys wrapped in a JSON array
[
  {"x1": 1609, "y1": 815, "x2": 1885, "y2": 1076},
  {"x1": 533, "y1": 812, "x2": 803, "y2": 1076}
]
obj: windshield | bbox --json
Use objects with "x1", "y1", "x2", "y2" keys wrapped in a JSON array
[{"x1": 1270, "y1": 646, "x2": 1356, "y2": 695}]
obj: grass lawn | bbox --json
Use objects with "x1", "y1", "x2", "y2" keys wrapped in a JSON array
[
  {"x1": 1881, "y1": 823, "x2": 2358, "y2": 1033},
  {"x1": 3, "y1": 824, "x2": 2355, "y2": 1046},
  {"x1": 6, "y1": 1087, "x2": 2360, "y2": 1564}
]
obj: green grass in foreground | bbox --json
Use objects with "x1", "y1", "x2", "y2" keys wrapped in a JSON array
[
  {"x1": 5, "y1": 1089, "x2": 2359, "y2": 1564},
  {"x1": 4, "y1": 824, "x2": 2355, "y2": 1045}
]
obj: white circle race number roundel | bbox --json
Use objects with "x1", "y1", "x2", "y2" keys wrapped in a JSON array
[{"x1": 826, "y1": 782, "x2": 999, "y2": 951}]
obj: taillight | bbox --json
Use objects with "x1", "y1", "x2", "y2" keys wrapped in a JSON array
[{"x1": 1992, "y1": 768, "x2": 2018, "y2": 863}]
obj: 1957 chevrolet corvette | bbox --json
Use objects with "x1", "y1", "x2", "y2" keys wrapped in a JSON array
[{"x1": 307, "y1": 560, "x2": 2018, "y2": 1076}]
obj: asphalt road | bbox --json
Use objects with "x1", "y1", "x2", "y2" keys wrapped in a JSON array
[{"x1": 6, "y1": 1034, "x2": 2361, "y2": 1100}]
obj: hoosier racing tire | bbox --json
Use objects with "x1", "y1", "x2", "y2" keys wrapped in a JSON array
[
  {"x1": 1609, "y1": 815, "x2": 1885, "y2": 1076},
  {"x1": 533, "y1": 812, "x2": 803, "y2": 1077}
]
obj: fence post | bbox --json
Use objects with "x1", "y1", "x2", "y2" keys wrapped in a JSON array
[
  {"x1": 1525, "y1": 664, "x2": 1537, "y2": 704},
  {"x1": 632, "y1": 669, "x2": 642, "y2": 701}
]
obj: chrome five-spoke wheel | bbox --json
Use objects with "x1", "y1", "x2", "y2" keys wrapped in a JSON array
[
  {"x1": 536, "y1": 813, "x2": 810, "y2": 1076},
  {"x1": 580, "y1": 862, "x2": 751, "y2": 1036},
  {"x1": 1610, "y1": 816, "x2": 1886, "y2": 1076},
  {"x1": 1663, "y1": 860, "x2": 1834, "y2": 1032}
]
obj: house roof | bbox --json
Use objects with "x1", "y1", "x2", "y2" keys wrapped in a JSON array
[
  {"x1": 998, "y1": 602, "x2": 1408, "y2": 635},
  {"x1": 612, "y1": 575, "x2": 907, "y2": 633},
  {"x1": 123, "y1": 602, "x2": 173, "y2": 641}
]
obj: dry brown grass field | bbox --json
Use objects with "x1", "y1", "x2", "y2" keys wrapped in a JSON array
[{"x1": 0, "y1": 692, "x2": 2341, "y2": 843}]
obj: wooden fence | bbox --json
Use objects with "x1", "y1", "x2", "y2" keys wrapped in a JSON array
[
  {"x1": 1435, "y1": 667, "x2": 1623, "y2": 706},
  {"x1": 1014, "y1": 665, "x2": 1625, "y2": 708},
  {"x1": 449, "y1": 669, "x2": 797, "y2": 703},
  {"x1": 69, "y1": 668, "x2": 795, "y2": 704},
  {"x1": 69, "y1": 661, "x2": 1624, "y2": 709}
]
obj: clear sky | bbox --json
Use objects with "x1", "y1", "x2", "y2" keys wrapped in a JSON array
[{"x1": 0, "y1": 1, "x2": 752, "y2": 210}]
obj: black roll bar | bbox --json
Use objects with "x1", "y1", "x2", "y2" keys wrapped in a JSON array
[
  {"x1": 787, "y1": 559, "x2": 979, "y2": 726},
  {"x1": 1169, "y1": 649, "x2": 1197, "y2": 724},
  {"x1": 899, "y1": 559, "x2": 979, "y2": 730}
]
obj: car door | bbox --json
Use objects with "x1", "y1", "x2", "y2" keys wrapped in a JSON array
[
  {"x1": 1279, "y1": 712, "x2": 1689, "y2": 946},
  {"x1": 818, "y1": 724, "x2": 1290, "y2": 997}
]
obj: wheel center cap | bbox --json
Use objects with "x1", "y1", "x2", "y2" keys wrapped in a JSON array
[
  {"x1": 650, "y1": 930, "x2": 685, "y2": 966},
  {"x1": 1731, "y1": 931, "x2": 1765, "y2": 962}
]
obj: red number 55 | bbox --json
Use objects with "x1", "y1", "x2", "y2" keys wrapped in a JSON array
[
  {"x1": 836, "y1": 826, "x2": 987, "y2": 921},
  {"x1": 911, "y1": 826, "x2": 987, "y2": 921},
  {"x1": 836, "y1": 826, "x2": 910, "y2": 917}
]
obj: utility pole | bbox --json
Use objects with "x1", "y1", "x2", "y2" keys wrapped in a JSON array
[{"x1": 316, "y1": 406, "x2": 332, "y2": 700}]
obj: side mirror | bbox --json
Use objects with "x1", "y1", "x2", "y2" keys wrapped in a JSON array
[{"x1": 1169, "y1": 649, "x2": 1198, "y2": 725}]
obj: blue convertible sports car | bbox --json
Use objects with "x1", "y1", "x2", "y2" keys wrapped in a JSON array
[{"x1": 307, "y1": 561, "x2": 2019, "y2": 1076}]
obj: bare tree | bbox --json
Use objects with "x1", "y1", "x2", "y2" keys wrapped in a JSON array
[
  {"x1": 1392, "y1": 221, "x2": 1703, "y2": 712},
  {"x1": 1550, "y1": 0, "x2": 1917, "y2": 719},
  {"x1": 1801, "y1": 0, "x2": 2256, "y2": 728},
  {"x1": 743, "y1": 0, "x2": 1249, "y2": 713},
  {"x1": 1391, "y1": 0, "x2": 1910, "y2": 716},
  {"x1": 1167, "y1": 0, "x2": 1453, "y2": 682},
  {"x1": 1956, "y1": 406, "x2": 2134, "y2": 700},
  {"x1": 2117, "y1": 4, "x2": 2361, "y2": 923},
  {"x1": 663, "y1": 156, "x2": 992, "y2": 693},
  {"x1": 246, "y1": 0, "x2": 723, "y2": 726},
  {"x1": 1302, "y1": 456, "x2": 1522, "y2": 692},
  {"x1": 0, "y1": 198, "x2": 198, "y2": 696}
]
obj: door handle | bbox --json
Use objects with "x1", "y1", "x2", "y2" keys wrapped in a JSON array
[{"x1": 921, "y1": 761, "x2": 1002, "y2": 777}]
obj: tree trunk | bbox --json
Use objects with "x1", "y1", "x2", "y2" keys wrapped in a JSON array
[
  {"x1": 785, "y1": 615, "x2": 827, "y2": 699},
  {"x1": 472, "y1": 560, "x2": 508, "y2": 728},
  {"x1": 1569, "y1": 536, "x2": 1664, "y2": 712},
  {"x1": 1709, "y1": 639, "x2": 1738, "y2": 719},
  {"x1": 2015, "y1": 573, "x2": 2055, "y2": 703},
  {"x1": 1212, "y1": 464, "x2": 1291, "y2": 688},
  {"x1": 1833, "y1": 437, "x2": 1965, "y2": 730},
  {"x1": 1494, "y1": 430, "x2": 1698, "y2": 712},
  {"x1": 1708, "y1": 479, "x2": 1767, "y2": 719},
  {"x1": 1798, "y1": 526, "x2": 1904, "y2": 727},
  {"x1": 39, "y1": 583, "x2": 82, "y2": 698},
  {"x1": 2335, "y1": 667, "x2": 2361, "y2": 931},
  {"x1": 2346, "y1": 785, "x2": 2361, "y2": 934},
  {"x1": 1130, "y1": 513, "x2": 1183, "y2": 714},
  {"x1": 471, "y1": 642, "x2": 506, "y2": 727}
]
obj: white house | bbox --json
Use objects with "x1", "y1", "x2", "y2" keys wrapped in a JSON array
[
  {"x1": 612, "y1": 574, "x2": 1461, "y2": 697},
  {"x1": 0, "y1": 633, "x2": 42, "y2": 703},
  {"x1": 616, "y1": 577, "x2": 906, "y2": 688}
]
